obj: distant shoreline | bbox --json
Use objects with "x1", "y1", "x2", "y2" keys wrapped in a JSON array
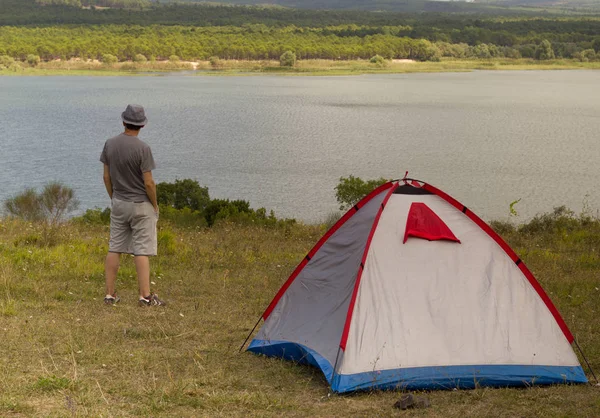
[{"x1": 2, "y1": 58, "x2": 600, "y2": 76}]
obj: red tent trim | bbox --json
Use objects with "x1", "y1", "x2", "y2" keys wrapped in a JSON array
[{"x1": 339, "y1": 183, "x2": 398, "y2": 350}]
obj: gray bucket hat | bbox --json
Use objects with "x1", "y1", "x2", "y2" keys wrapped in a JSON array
[{"x1": 121, "y1": 104, "x2": 148, "y2": 126}]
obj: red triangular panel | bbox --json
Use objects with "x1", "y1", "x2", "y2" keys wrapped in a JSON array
[{"x1": 403, "y1": 202, "x2": 461, "y2": 244}]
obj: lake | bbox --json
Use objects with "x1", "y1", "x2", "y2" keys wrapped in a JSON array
[{"x1": 1, "y1": 71, "x2": 599, "y2": 223}]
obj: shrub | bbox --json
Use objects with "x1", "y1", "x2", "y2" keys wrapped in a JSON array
[
  {"x1": 0, "y1": 55, "x2": 14, "y2": 68},
  {"x1": 158, "y1": 205, "x2": 206, "y2": 228},
  {"x1": 133, "y1": 54, "x2": 147, "y2": 63},
  {"x1": 535, "y1": 39, "x2": 555, "y2": 60},
  {"x1": 155, "y1": 179, "x2": 294, "y2": 228},
  {"x1": 8, "y1": 62, "x2": 22, "y2": 72},
  {"x1": 519, "y1": 206, "x2": 579, "y2": 235},
  {"x1": 204, "y1": 199, "x2": 252, "y2": 227},
  {"x1": 3, "y1": 182, "x2": 79, "y2": 225},
  {"x1": 369, "y1": 55, "x2": 385, "y2": 66},
  {"x1": 279, "y1": 50, "x2": 296, "y2": 67},
  {"x1": 26, "y1": 54, "x2": 40, "y2": 67},
  {"x1": 472, "y1": 44, "x2": 492, "y2": 59},
  {"x1": 77, "y1": 207, "x2": 111, "y2": 225},
  {"x1": 157, "y1": 179, "x2": 210, "y2": 212},
  {"x1": 489, "y1": 220, "x2": 516, "y2": 236},
  {"x1": 39, "y1": 182, "x2": 79, "y2": 225},
  {"x1": 209, "y1": 56, "x2": 221, "y2": 67},
  {"x1": 580, "y1": 49, "x2": 597, "y2": 62},
  {"x1": 3, "y1": 188, "x2": 44, "y2": 221},
  {"x1": 169, "y1": 55, "x2": 180, "y2": 62},
  {"x1": 101, "y1": 54, "x2": 118, "y2": 64},
  {"x1": 335, "y1": 175, "x2": 388, "y2": 211}
]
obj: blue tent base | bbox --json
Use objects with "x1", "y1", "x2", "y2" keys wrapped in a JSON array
[
  {"x1": 248, "y1": 339, "x2": 588, "y2": 393},
  {"x1": 248, "y1": 339, "x2": 334, "y2": 383}
]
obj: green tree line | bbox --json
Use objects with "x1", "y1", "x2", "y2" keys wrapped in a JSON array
[
  {"x1": 35, "y1": 0, "x2": 151, "y2": 8},
  {"x1": 1, "y1": 24, "x2": 599, "y2": 62},
  {"x1": 3, "y1": 0, "x2": 600, "y2": 32}
]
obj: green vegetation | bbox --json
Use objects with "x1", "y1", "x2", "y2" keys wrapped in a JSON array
[
  {"x1": 3, "y1": 57, "x2": 600, "y2": 77},
  {"x1": 335, "y1": 175, "x2": 388, "y2": 210},
  {"x1": 1, "y1": 178, "x2": 600, "y2": 415},
  {"x1": 369, "y1": 54, "x2": 386, "y2": 66},
  {"x1": 279, "y1": 50, "x2": 296, "y2": 67},
  {"x1": 76, "y1": 179, "x2": 296, "y2": 229},
  {"x1": 3, "y1": 182, "x2": 79, "y2": 225},
  {"x1": 35, "y1": 0, "x2": 151, "y2": 8},
  {"x1": 2, "y1": 0, "x2": 600, "y2": 73}
]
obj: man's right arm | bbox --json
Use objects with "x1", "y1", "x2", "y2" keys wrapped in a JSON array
[
  {"x1": 103, "y1": 164, "x2": 113, "y2": 199},
  {"x1": 143, "y1": 171, "x2": 158, "y2": 213}
]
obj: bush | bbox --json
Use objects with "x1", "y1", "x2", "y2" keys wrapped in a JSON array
[
  {"x1": 169, "y1": 55, "x2": 180, "y2": 62},
  {"x1": 40, "y1": 183, "x2": 79, "y2": 225},
  {"x1": 158, "y1": 205, "x2": 206, "y2": 228},
  {"x1": 489, "y1": 220, "x2": 516, "y2": 236},
  {"x1": 77, "y1": 207, "x2": 111, "y2": 225},
  {"x1": 519, "y1": 206, "x2": 580, "y2": 235},
  {"x1": 369, "y1": 55, "x2": 385, "y2": 66},
  {"x1": 7, "y1": 62, "x2": 22, "y2": 72},
  {"x1": 133, "y1": 54, "x2": 147, "y2": 63},
  {"x1": 209, "y1": 56, "x2": 221, "y2": 68},
  {"x1": 155, "y1": 179, "x2": 294, "y2": 228},
  {"x1": 3, "y1": 188, "x2": 44, "y2": 221},
  {"x1": 0, "y1": 55, "x2": 14, "y2": 68},
  {"x1": 279, "y1": 50, "x2": 296, "y2": 67},
  {"x1": 535, "y1": 39, "x2": 555, "y2": 60},
  {"x1": 204, "y1": 199, "x2": 252, "y2": 227},
  {"x1": 101, "y1": 54, "x2": 118, "y2": 64},
  {"x1": 335, "y1": 175, "x2": 389, "y2": 211},
  {"x1": 3, "y1": 182, "x2": 79, "y2": 225},
  {"x1": 26, "y1": 54, "x2": 40, "y2": 67},
  {"x1": 157, "y1": 179, "x2": 210, "y2": 212},
  {"x1": 579, "y1": 49, "x2": 597, "y2": 62}
]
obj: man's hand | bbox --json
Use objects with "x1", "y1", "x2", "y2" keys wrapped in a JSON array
[{"x1": 143, "y1": 171, "x2": 158, "y2": 212}]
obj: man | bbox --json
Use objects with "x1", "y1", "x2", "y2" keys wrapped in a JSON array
[{"x1": 100, "y1": 104, "x2": 166, "y2": 306}]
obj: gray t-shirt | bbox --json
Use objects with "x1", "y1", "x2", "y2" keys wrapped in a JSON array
[{"x1": 100, "y1": 133, "x2": 156, "y2": 203}]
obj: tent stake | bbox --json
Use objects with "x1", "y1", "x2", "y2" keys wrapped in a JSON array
[
  {"x1": 574, "y1": 338, "x2": 598, "y2": 384},
  {"x1": 239, "y1": 316, "x2": 262, "y2": 353}
]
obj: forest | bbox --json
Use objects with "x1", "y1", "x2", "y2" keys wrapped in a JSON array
[{"x1": 1, "y1": 0, "x2": 600, "y2": 63}]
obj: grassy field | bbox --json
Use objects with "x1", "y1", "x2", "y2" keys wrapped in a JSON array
[
  {"x1": 1, "y1": 206, "x2": 600, "y2": 417},
  {"x1": 2, "y1": 58, "x2": 600, "y2": 77}
]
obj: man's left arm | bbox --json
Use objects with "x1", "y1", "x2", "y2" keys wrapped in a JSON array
[
  {"x1": 103, "y1": 164, "x2": 113, "y2": 199},
  {"x1": 143, "y1": 171, "x2": 158, "y2": 213}
]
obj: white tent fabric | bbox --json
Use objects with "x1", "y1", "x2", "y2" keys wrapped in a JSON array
[{"x1": 248, "y1": 180, "x2": 587, "y2": 392}]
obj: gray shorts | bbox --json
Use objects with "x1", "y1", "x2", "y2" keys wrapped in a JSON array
[{"x1": 109, "y1": 198, "x2": 157, "y2": 256}]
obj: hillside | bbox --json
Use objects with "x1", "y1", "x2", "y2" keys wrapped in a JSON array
[
  {"x1": 476, "y1": 0, "x2": 600, "y2": 11},
  {"x1": 0, "y1": 209, "x2": 599, "y2": 416},
  {"x1": 16, "y1": 0, "x2": 581, "y2": 13}
]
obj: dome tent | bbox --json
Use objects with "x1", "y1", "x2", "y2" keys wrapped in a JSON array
[{"x1": 244, "y1": 178, "x2": 588, "y2": 393}]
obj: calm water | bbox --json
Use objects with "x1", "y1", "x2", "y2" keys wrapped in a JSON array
[{"x1": 1, "y1": 71, "x2": 600, "y2": 223}]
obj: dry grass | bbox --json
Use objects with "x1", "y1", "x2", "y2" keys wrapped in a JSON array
[
  {"x1": 0, "y1": 214, "x2": 599, "y2": 417},
  {"x1": 3, "y1": 58, "x2": 600, "y2": 77}
]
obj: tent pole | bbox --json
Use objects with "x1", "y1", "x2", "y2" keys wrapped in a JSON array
[
  {"x1": 239, "y1": 316, "x2": 262, "y2": 353},
  {"x1": 574, "y1": 338, "x2": 598, "y2": 384},
  {"x1": 329, "y1": 346, "x2": 343, "y2": 395}
]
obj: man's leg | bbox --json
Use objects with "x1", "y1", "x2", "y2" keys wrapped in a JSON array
[
  {"x1": 134, "y1": 255, "x2": 151, "y2": 298},
  {"x1": 105, "y1": 252, "x2": 120, "y2": 296}
]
